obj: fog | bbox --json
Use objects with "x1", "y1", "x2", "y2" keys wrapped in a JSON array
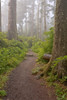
[{"x1": 1, "y1": 0, "x2": 56, "y2": 38}]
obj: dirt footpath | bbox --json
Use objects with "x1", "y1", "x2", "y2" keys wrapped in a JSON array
[{"x1": 3, "y1": 51, "x2": 56, "y2": 100}]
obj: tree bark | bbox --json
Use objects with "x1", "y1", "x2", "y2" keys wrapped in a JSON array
[
  {"x1": 46, "y1": 0, "x2": 67, "y2": 78},
  {"x1": 8, "y1": 0, "x2": 17, "y2": 40}
]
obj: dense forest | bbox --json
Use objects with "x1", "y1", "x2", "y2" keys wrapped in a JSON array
[{"x1": 0, "y1": 0, "x2": 67, "y2": 100}]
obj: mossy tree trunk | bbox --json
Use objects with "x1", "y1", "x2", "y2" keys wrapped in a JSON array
[
  {"x1": 46, "y1": 0, "x2": 67, "y2": 78},
  {"x1": 8, "y1": 0, "x2": 17, "y2": 40}
]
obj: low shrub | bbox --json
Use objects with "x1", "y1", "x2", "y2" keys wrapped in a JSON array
[
  {"x1": 0, "y1": 90, "x2": 7, "y2": 97},
  {"x1": 32, "y1": 27, "x2": 54, "y2": 62},
  {"x1": 0, "y1": 33, "x2": 28, "y2": 74}
]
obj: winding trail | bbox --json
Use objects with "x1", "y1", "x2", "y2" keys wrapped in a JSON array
[{"x1": 4, "y1": 51, "x2": 56, "y2": 100}]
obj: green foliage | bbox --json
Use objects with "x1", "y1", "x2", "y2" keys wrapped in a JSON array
[
  {"x1": 0, "y1": 90, "x2": 7, "y2": 97},
  {"x1": 0, "y1": 75, "x2": 8, "y2": 89},
  {"x1": 43, "y1": 27, "x2": 54, "y2": 54},
  {"x1": 32, "y1": 67, "x2": 41, "y2": 75},
  {"x1": 0, "y1": 32, "x2": 8, "y2": 48},
  {"x1": 32, "y1": 40, "x2": 43, "y2": 52},
  {"x1": 0, "y1": 33, "x2": 28, "y2": 99},
  {"x1": 59, "y1": 76, "x2": 67, "y2": 83},
  {"x1": 54, "y1": 84, "x2": 67, "y2": 100},
  {"x1": 46, "y1": 56, "x2": 67, "y2": 100},
  {"x1": 0, "y1": 47, "x2": 27, "y2": 74},
  {"x1": 0, "y1": 32, "x2": 28, "y2": 74},
  {"x1": 51, "y1": 56, "x2": 67, "y2": 70},
  {"x1": 32, "y1": 66, "x2": 44, "y2": 75},
  {"x1": 47, "y1": 55, "x2": 67, "y2": 83},
  {"x1": 47, "y1": 74, "x2": 58, "y2": 82},
  {"x1": 19, "y1": 36, "x2": 37, "y2": 48},
  {"x1": 46, "y1": 74, "x2": 67, "y2": 100},
  {"x1": 32, "y1": 27, "x2": 54, "y2": 62},
  {"x1": 0, "y1": 32, "x2": 7, "y2": 40}
]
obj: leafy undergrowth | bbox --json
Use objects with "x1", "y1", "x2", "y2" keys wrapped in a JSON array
[
  {"x1": 0, "y1": 68, "x2": 14, "y2": 99},
  {"x1": 0, "y1": 68, "x2": 13, "y2": 89},
  {"x1": 54, "y1": 84, "x2": 67, "y2": 100},
  {"x1": 32, "y1": 66, "x2": 44, "y2": 75},
  {"x1": 32, "y1": 27, "x2": 54, "y2": 62},
  {"x1": 31, "y1": 27, "x2": 67, "y2": 100},
  {"x1": 0, "y1": 90, "x2": 7, "y2": 97},
  {"x1": 46, "y1": 56, "x2": 67, "y2": 100},
  {"x1": 32, "y1": 67, "x2": 40, "y2": 75},
  {"x1": 32, "y1": 67, "x2": 67, "y2": 100},
  {"x1": 0, "y1": 32, "x2": 28, "y2": 99},
  {"x1": 46, "y1": 78, "x2": 67, "y2": 100},
  {"x1": 32, "y1": 56, "x2": 67, "y2": 100}
]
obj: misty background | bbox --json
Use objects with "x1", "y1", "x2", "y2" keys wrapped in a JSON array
[{"x1": 1, "y1": 0, "x2": 56, "y2": 38}]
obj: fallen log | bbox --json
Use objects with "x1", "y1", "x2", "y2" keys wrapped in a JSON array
[{"x1": 43, "y1": 54, "x2": 52, "y2": 61}]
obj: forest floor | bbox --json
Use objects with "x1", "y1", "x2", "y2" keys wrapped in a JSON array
[{"x1": 3, "y1": 51, "x2": 57, "y2": 100}]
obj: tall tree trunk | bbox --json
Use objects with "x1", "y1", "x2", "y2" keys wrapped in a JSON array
[
  {"x1": 26, "y1": 16, "x2": 28, "y2": 35},
  {"x1": 8, "y1": 0, "x2": 17, "y2": 40},
  {"x1": 31, "y1": 0, "x2": 35, "y2": 36},
  {"x1": 0, "y1": 0, "x2": 1, "y2": 32},
  {"x1": 37, "y1": 1, "x2": 40, "y2": 38},
  {"x1": 46, "y1": 0, "x2": 67, "y2": 78},
  {"x1": 43, "y1": 0, "x2": 47, "y2": 32}
]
